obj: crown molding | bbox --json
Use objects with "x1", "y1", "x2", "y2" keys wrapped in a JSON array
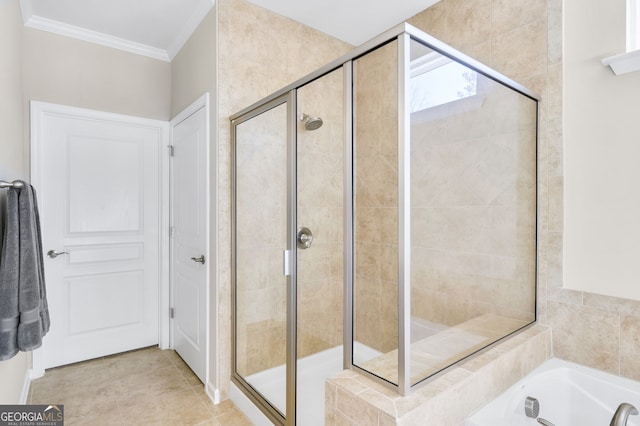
[
  {"x1": 17, "y1": 0, "x2": 212, "y2": 62},
  {"x1": 18, "y1": 0, "x2": 177, "y2": 62},
  {"x1": 19, "y1": 0, "x2": 33, "y2": 24},
  {"x1": 23, "y1": 15, "x2": 171, "y2": 61}
]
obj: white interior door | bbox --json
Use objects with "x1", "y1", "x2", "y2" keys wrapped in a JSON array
[
  {"x1": 170, "y1": 97, "x2": 209, "y2": 383},
  {"x1": 32, "y1": 102, "x2": 168, "y2": 369}
]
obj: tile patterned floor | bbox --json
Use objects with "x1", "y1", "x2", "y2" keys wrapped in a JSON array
[{"x1": 28, "y1": 347, "x2": 253, "y2": 426}]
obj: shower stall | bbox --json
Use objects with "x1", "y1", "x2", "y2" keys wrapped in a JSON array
[{"x1": 231, "y1": 23, "x2": 538, "y2": 426}]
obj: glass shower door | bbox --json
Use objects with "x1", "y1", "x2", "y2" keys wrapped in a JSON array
[
  {"x1": 233, "y1": 97, "x2": 290, "y2": 423},
  {"x1": 233, "y1": 66, "x2": 347, "y2": 425}
]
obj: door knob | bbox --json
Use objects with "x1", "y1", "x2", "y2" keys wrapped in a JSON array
[
  {"x1": 191, "y1": 255, "x2": 205, "y2": 264},
  {"x1": 47, "y1": 250, "x2": 68, "y2": 259}
]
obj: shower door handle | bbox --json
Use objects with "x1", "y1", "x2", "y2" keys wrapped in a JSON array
[{"x1": 297, "y1": 227, "x2": 313, "y2": 249}]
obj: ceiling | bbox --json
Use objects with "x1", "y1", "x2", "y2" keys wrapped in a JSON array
[
  {"x1": 244, "y1": 0, "x2": 440, "y2": 46},
  {"x1": 19, "y1": 0, "x2": 440, "y2": 62}
]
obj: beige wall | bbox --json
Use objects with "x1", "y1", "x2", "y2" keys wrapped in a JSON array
[
  {"x1": 0, "y1": 0, "x2": 26, "y2": 181},
  {"x1": 20, "y1": 27, "x2": 172, "y2": 216},
  {"x1": 22, "y1": 28, "x2": 172, "y2": 123},
  {"x1": 171, "y1": 9, "x2": 217, "y2": 117},
  {"x1": 170, "y1": 8, "x2": 218, "y2": 390},
  {"x1": 0, "y1": 0, "x2": 30, "y2": 405},
  {"x1": 563, "y1": 0, "x2": 640, "y2": 300}
]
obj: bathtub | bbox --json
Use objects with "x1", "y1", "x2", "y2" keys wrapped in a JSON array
[{"x1": 467, "y1": 358, "x2": 640, "y2": 426}]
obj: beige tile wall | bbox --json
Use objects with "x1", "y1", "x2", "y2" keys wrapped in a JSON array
[
  {"x1": 353, "y1": 41, "x2": 400, "y2": 355},
  {"x1": 232, "y1": 11, "x2": 348, "y2": 379},
  {"x1": 547, "y1": 289, "x2": 640, "y2": 380},
  {"x1": 235, "y1": 103, "x2": 288, "y2": 376},
  {"x1": 216, "y1": 0, "x2": 352, "y2": 396},
  {"x1": 408, "y1": 0, "x2": 557, "y2": 356},
  {"x1": 297, "y1": 68, "x2": 346, "y2": 356},
  {"x1": 410, "y1": 65, "x2": 537, "y2": 328},
  {"x1": 351, "y1": 5, "x2": 538, "y2": 366}
]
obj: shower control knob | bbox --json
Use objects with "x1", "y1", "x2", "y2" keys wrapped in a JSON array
[{"x1": 297, "y1": 227, "x2": 313, "y2": 249}]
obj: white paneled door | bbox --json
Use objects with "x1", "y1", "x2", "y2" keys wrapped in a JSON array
[
  {"x1": 170, "y1": 97, "x2": 209, "y2": 384},
  {"x1": 32, "y1": 102, "x2": 168, "y2": 369}
]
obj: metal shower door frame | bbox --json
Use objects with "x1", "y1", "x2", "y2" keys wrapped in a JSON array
[{"x1": 230, "y1": 91, "x2": 296, "y2": 426}]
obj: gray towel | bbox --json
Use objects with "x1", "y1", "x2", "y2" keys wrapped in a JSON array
[
  {"x1": 32, "y1": 185, "x2": 50, "y2": 335},
  {"x1": 0, "y1": 188, "x2": 20, "y2": 361},
  {"x1": 0, "y1": 182, "x2": 50, "y2": 360},
  {"x1": 17, "y1": 182, "x2": 50, "y2": 351}
]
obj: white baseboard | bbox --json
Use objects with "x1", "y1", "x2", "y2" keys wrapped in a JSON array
[
  {"x1": 205, "y1": 381, "x2": 220, "y2": 405},
  {"x1": 20, "y1": 369, "x2": 31, "y2": 404},
  {"x1": 30, "y1": 348, "x2": 44, "y2": 379}
]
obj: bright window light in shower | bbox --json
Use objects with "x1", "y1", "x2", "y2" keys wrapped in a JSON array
[
  {"x1": 409, "y1": 53, "x2": 478, "y2": 113},
  {"x1": 629, "y1": 0, "x2": 640, "y2": 51}
]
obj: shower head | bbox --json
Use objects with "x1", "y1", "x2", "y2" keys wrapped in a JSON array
[{"x1": 299, "y1": 113, "x2": 323, "y2": 131}]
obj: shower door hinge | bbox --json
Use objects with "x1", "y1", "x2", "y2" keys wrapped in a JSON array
[
  {"x1": 168, "y1": 145, "x2": 175, "y2": 157},
  {"x1": 170, "y1": 307, "x2": 174, "y2": 319}
]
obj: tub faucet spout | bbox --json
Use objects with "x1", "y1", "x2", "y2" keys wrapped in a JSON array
[{"x1": 610, "y1": 403, "x2": 639, "y2": 426}]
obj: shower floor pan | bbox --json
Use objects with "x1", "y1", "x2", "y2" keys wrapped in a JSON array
[{"x1": 243, "y1": 343, "x2": 380, "y2": 426}]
